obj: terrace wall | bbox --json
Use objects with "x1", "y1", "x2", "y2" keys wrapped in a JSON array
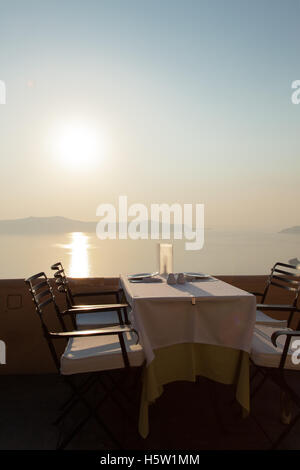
[{"x1": 0, "y1": 276, "x2": 297, "y2": 374}]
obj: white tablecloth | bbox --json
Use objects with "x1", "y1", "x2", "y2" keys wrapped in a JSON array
[{"x1": 120, "y1": 275, "x2": 256, "y2": 365}]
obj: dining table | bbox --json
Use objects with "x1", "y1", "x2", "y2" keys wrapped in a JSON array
[{"x1": 120, "y1": 273, "x2": 257, "y2": 438}]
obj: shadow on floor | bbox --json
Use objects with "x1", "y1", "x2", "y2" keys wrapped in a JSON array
[{"x1": 0, "y1": 372, "x2": 299, "y2": 450}]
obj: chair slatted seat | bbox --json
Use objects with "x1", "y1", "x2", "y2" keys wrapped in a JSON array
[
  {"x1": 251, "y1": 325, "x2": 300, "y2": 370},
  {"x1": 51, "y1": 262, "x2": 130, "y2": 328}
]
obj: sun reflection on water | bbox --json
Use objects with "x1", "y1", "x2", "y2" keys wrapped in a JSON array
[{"x1": 68, "y1": 232, "x2": 90, "y2": 277}]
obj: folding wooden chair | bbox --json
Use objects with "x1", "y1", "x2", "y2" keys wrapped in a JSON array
[
  {"x1": 250, "y1": 319, "x2": 300, "y2": 448},
  {"x1": 25, "y1": 272, "x2": 144, "y2": 449}
]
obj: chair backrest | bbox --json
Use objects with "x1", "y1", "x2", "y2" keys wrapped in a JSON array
[
  {"x1": 25, "y1": 271, "x2": 66, "y2": 327},
  {"x1": 262, "y1": 262, "x2": 300, "y2": 306},
  {"x1": 25, "y1": 272, "x2": 66, "y2": 371},
  {"x1": 51, "y1": 262, "x2": 74, "y2": 308}
]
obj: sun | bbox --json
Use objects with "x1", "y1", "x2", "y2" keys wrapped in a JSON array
[{"x1": 54, "y1": 119, "x2": 105, "y2": 169}]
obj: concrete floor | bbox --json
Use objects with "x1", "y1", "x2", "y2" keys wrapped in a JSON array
[{"x1": 0, "y1": 371, "x2": 299, "y2": 450}]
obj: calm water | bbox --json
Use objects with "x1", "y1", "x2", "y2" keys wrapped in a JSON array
[{"x1": 1, "y1": 230, "x2": 300, "y2": 279}]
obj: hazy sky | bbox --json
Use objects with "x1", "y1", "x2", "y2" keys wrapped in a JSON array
[{"x1": 0, "y1": 0, "x2": 299, "y2": 231}]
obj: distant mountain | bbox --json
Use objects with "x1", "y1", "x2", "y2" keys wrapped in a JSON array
[
  {"x1": 0, "y1": 216, "x2": 203, "y2": 236},
  {"x1": 280, "y1": 226, "x2": 300, "y2": 234},
  {"x1": 0, "y1": 216, "x2": 97, "y2": 235}
]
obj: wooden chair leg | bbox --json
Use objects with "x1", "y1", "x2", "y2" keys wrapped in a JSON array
[
  {"x1": 271, "y1": 411, "x2": 300, "y2": 449},
  {"x1": 280, "y1": 390, "x2": 292, "y2": 425}
]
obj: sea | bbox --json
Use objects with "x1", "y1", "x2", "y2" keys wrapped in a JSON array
[{"x1": 0, "y1": 230, "x2": 299, "y2": 279}]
